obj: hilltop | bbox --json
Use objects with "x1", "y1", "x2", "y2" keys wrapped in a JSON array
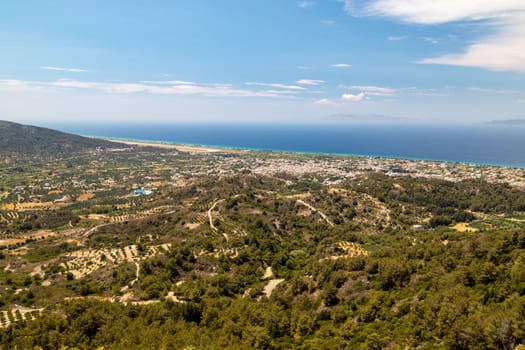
[{"x1": 0, "y1": 120, "x2": 124, "y2": 156}]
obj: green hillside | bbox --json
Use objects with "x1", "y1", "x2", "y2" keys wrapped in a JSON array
[{"x1": 0, "y1": 120, "x2": 123, "y2": 155}]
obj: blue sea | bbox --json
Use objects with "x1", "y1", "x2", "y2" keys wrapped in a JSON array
[{"x1": 51, "y1": 123, "x2": 525, "y2": 168}]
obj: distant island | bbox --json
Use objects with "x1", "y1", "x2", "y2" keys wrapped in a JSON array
[{"x1": 486, "y1": 118, "x2": 525, "y2": 125}]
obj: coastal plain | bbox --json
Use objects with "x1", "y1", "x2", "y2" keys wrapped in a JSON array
[{"x1": 110, "y1": 138, "x2": 525, "y2": 188}]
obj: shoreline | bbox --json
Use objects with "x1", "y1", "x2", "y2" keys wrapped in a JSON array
[
  {"x1": 100, "y1": 136, "x2": 525, "y2": 170},
  {"x1": 105, "y1": 138, "x2": 229, "y2": 154}
]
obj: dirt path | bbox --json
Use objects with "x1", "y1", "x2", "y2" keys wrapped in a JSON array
[
  {"x1": 207, "y1": 199, "x2": 229, "y2": 241},
  {"x1": 166, "y1": 291, "x2": 186, "y2": 303},
  {"x1": 120, "y1": 261, "x2": 140, "y2": 293},
  {"x1": 82, "y1": 205, "x2": 176, "y2": 242},
  {"x1": 508, "y1": 218, "x2": 525, "y2": 223},
  {"x1": 362, "y1": 193, "x2": 391, "y2": 225},
  {"x1": 262, "y1": 279, "x2": 285, "y2": 298},
  {"x1": 262, "y1": 266, "x2": 274, "y2": 279},
  {"x1": 207, "y1": 199, "x2": 225, "y2": 232},
  {"x1": 80, "y1": 223, "x2": 111, "y2": 243},
  {"x1": 296, "y1": 199, "x2": 334, "y2": 227},
  {"x1": 132, "y1": 261, "x2": 140, "y2": 285}
]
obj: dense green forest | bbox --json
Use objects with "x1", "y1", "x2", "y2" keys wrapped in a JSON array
[{"x1": 1, "y1": 172, "x2": 525, "y2": 349}]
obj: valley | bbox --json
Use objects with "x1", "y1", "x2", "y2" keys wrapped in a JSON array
[{"x1": 0, "y1": 124, "x2": 524, "y2": 349}]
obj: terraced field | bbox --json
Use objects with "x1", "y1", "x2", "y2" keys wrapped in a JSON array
[
  {"x1": 61, "y1": 243, "x2": 172, "y2": 279},
  {"x1": 0, "y1": 307, "x2": 43, "y2": 329}
]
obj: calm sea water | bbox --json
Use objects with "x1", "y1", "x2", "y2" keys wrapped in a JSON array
[{"x1": 52, "y1": 123, "x2": 525, "y2": 168}]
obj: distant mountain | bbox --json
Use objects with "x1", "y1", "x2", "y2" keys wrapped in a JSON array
[
  {"x1": 486, "y1": 119, "x2": 525, "y2": 126},
  {"x1": 327, "y1": 113, "x2": 413, "y2": 124},
  {"x1": 0, "y1": 120, "x2": 125, "y2": 155}
]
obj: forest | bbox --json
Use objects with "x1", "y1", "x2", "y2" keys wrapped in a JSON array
[{"x1": 1, "y1": 170, "x2": 525, "y2": 349}]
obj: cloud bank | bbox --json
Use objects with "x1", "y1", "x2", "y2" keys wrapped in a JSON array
[
  {"x1": 297, "y1": 79, "x2": 324, "y2": 86},
  {"x1": 331, "y1": 63, "x2": 351, "y2": 68},
  {"x1": 297, "y1": 1, "x2": 316, "y2": 9},
  {"x1": 41, "y1": 66, "x2": 88, "y2": 73},
  {"x1": 338, "y1": 0, "x2": 525, "y2": 72},
  {"x1": 342, "y1": 92, "x2": 365, "y2": 101},
  {"x1": 0, "y1": 79, "x2": 306, "y2": 98}
]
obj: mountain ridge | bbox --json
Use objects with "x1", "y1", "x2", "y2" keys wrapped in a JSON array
[{"x1": 0, "y1": 120, "x2": 125, "y2": 155}]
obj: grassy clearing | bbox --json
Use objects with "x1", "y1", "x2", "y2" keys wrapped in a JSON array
[{"x1": 451, "y1": 222, "x2": 479, "y2": 232}]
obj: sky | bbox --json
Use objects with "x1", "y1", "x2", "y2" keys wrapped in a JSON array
[{"x1": 0, "y1": 0, "x2": 524, "y2": 125}]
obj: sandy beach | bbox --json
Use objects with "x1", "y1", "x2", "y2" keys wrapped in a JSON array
[{"x1": 105, "y1": 139, "x2": 236, "y2": 154}]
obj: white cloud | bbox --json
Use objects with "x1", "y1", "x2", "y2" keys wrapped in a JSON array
[
  {"x1": 297, "y1": 1, "x2": 315, "y2": 8},
  {"x1": 314, "y1": 98, "x2": 335, "y2": 105},
  {"x1": 297, "y1": 79, "x2": 324, "y2": 86},
  {"x1": 348, "y1": 85, "x2": 396, "y2": 96},
  {"x1": 264, "y1": 90, "x2": 299, "y2": 95},
  {"x1": 0, "y1": 79, "x2": 298, "y2": 98},
  {"x1": 515, "y1": 99, "x2": 525, "y2": 103},
  {"x1": 339, "y1": 84, "x2": 449, "y2": 97},
  {"x1": 388, "y1": 35, "x2": 406, "y2": 41},
  {"x1": 0, "y1": 80, "x2": 32, "y2": 88},
  {"x1": 331, "y1": 63, "x2": 351, "y2": 68},
  {"x1": 339, "y1": 0, "x2": 525, "y2": 72},
  {"x1": 400, "y1": 87, "x2": 448, "y2": 97},
  {"x1": 297, "y1": 65, "x2": 312, "y2": 70},
  {"x1": 467, "y1": 87, "x2": 520, "y2": 94},
  {"x1": 210, "y1": 83, "x2": 234, "y2": 88},
  {"x1": 51, "y1": 80, "x2": 149, "y2": 94},
  {"x1": 245, "y1": 82, "x2": 306, "y2": 90},
  {"x1": 418, "y1": 15, "x2": 525, "y2": 72},
  {"x1": 41, "y1": 66, "x2": 88, "y2": 73},
  {"x1": 342, "y1": 92, "x2": 365, "y2": 101},
  {"x1": 140, "y1": 80, "x2": 196, "y2": 85},
  {"x1": 337, "y1": 0, "x2": 357, "y2": 15},
  {"x1": 423, "y1": 37, "x2": 440, "y2": 44},
  {"x1": 321, "y1": 20, "x2": 335, "y2": 26},
  {"x1": 340, "y1": 0, "x2": 525, "y2": 24}
]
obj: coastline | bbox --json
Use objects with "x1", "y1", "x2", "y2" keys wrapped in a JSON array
[
  {"x1": 105, "y1": 138, "x2": 229, "y2": 154},
  {"x1": 100, "y1": 136, "x2": 524, "y2": 170}
]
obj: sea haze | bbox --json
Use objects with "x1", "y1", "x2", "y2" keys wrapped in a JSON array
[{"x1": 52, "y1": 123, "x2": 525, "y2": 168}]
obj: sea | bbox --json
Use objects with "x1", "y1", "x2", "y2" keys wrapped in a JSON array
[{"x1": 51, "y1": 123, "x2": 525, "y2": 169}]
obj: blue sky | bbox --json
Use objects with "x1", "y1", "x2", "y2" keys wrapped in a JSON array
[{"x1": 1, "y1": 0, "x2": 524, "y2": 124}]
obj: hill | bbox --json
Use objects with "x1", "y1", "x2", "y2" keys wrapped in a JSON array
[{"x1": 0, "y1": 120, "x2": 124, "y2": 155}]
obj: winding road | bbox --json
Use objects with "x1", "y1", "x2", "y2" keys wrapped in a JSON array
[
  {"x1": 207, "y1": 199, "x2": 229, "y2": 241},
  {"x1": 296, "y1": 199, "x2": 334, "y2": 227}
]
